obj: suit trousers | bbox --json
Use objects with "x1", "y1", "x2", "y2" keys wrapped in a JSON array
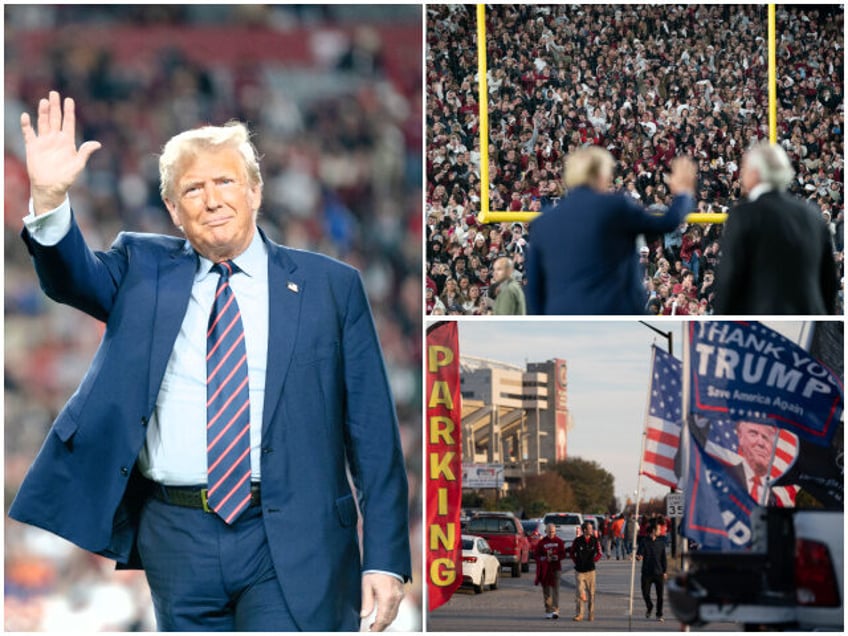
[
  {"x1": 137, "y1": 495, "x2": 297, "y2": 631},
  {"x1": 574, "y1": 570, "x2": 596, "y2": 619}
]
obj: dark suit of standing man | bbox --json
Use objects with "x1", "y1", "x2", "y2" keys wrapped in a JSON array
[
  {"x1": 525, "y1": 147, "x2": 696, "y2": 315},
  {"x1": 8, "y1": 91, "x2": 410, "y2": 631},
  {"x1": 714, "y1": 141, "x2": 837, "y2": 315}
]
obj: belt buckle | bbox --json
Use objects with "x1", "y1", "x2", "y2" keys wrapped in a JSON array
[{"x1": 200, "y1": 488, "x2": 212, "y2": 513}]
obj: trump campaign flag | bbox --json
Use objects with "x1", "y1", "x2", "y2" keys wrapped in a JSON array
[
  {"x1": 688, "y1": 322, "x2": 843, "y2": 446},
  {"x1": 774, "y1": 321, "x2": 846, "y2": 509},
  {"x1": 642, "y1": 341, "x2": 798, "y2": 505},
  {"x1": 426, "y1": 322, "x2": 462, "y2": 611},
  {"x1": 641, "y1": 346, "x2": 683, "y2": 488},
  {"x1": 693, "y1": 418, "x2": 799, "y2": 507},
  {"x1": 683, "y1": 433, "x2": 757, "y2": 550},
  {"x1": 770, "y1": 436, "x2": 843, "y2": 508}
]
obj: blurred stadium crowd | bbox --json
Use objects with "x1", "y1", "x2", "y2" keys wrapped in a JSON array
[
  {"x1": 5, "y1": 5, "x2": 421, "y2": 631},
  {"x1": 426, "y1": 4, "x2": 844, "y2": 315}
]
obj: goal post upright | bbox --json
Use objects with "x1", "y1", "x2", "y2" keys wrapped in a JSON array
[
  {"x1": 476, "y1": 3, "x2": 493, "y2": 223},
  {"x1": 768, "y1": 3, "x2": 777, "y2": 144}
]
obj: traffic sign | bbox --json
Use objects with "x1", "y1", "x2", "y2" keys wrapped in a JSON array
[{"x1": 667, "y1": 492, "x2": 685, "y2": 518}]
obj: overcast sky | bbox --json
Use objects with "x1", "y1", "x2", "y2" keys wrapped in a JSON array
[{"x1": 449, "y1": 319, "x2": 808, "y2": 506}]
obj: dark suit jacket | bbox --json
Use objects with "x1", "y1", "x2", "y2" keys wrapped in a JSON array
[
  {"x1": 525, "y1": 187, "x2": 694, "y2": 314},
  {"x1": 725, "y1": 461, "x2": 777, "y2": 506},
  {"x1": 9, "y1": 215, "x2": 411, "y2": 630},
  {"x1": 714, "y1": 190, "x2": 837, "y2": 315}
]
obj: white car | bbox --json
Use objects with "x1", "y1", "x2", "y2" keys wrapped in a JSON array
[{"x1": 461, "y1": 534, "x2": 501, "y2": 594}]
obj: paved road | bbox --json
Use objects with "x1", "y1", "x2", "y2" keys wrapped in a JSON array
[{"x1": 427, "y1": 558, "x2": 737, "y2": 632}]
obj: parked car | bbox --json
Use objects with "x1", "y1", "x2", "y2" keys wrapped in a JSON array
[
  {"x1": 461, "y1": 534, "x2": 501, "y2": 594},
  {"x1": 466, "y1": 512, "x2": 530, "y2": 577},
  {"x1": 668, "y1": 508, "x2": 843, "y2": 630},
  {"x1": 521, "y1": 518, "x2": 544, "y2": 556},
  {"x1": 542, "y1": 511, "x2": 584, "y2": 555}
]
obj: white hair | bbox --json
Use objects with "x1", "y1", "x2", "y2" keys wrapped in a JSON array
[
  {"x1": 745, "y1": 141, "x2": 795, "y2": 190},
  {"x1": 159, "y1": 122, "x2": 262, "y2": 200}
]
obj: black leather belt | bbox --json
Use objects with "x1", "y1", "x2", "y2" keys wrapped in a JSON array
[{"x1": 152, "y1": 483, "x2": 261, "y2": 513}]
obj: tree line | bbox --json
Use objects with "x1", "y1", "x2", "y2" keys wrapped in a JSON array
[{"x1": 462, "y1": 456, "x2": 621, "y2": 517}]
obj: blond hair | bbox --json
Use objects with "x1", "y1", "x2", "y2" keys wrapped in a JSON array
[
  {"x1": 159, "y1": 122, "x2": 262, "y2": 200},
  {"x1": 563, "y1": 146, "x2": 616, "y2": 190}
]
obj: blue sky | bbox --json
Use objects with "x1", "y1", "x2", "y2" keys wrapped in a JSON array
[{"x1": 451, "y1": 319, "x2": 807, "y2": 505}]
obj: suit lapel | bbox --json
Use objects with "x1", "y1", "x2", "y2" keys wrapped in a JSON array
[
  {"x1": 147, "y1": 242, "x2": 197, "y2": 411},
  {"x1": 262, "y1": 233, "x2": 304, "y2": 436}
]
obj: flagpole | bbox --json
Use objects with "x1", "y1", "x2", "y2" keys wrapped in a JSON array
[
  {"x1": 628, "y1": 346, "x2": 658, "y2": 631},
  {"x1": 639, "y1": 320, "x2": 678, "y2": 558},
  {"x1": 676, "y1": 322, "x2": 693, "y2": 631}
]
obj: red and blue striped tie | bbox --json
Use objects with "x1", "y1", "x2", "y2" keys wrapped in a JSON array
[{"x1": 206, "y1": 260, "x2": 252, "y2": 524}]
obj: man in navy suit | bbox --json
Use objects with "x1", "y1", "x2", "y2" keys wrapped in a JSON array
[
  {"x1": 9, "y1": 91, "x2": 410, "y2": 631},
  {"x1": 525, "y1": 147, "x2": 697, "y2": 314}
]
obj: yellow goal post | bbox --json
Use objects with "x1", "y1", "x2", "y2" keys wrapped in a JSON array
[{"x1": 472, "y1": 4, "x2": 778, "y2": 225}]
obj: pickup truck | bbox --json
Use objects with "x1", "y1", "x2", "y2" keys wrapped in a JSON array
[
  {"x1": 668, "y1": 507, "x2": 843, "y2": 630},
  {"x1": 541, "y1": 511, "x2": 583, "y2": 555},
  {"x1": 465, "y1": 512, "x2": 530, "y2": 578}
]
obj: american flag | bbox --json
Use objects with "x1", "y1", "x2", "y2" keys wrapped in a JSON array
[
  {"x1": 642, "y1": 347, "x2": 682, "y2": 488},
  {"x1": 703, "y1": 419, "x2": 799, "y2": 507},
  {"x1": 642, "y1": 346, "x2": 799, "y2": 506}
]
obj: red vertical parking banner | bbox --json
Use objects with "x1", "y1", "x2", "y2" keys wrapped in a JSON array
[{"x1": 426, "y1": 322, "x2": 462, "y2": 611}]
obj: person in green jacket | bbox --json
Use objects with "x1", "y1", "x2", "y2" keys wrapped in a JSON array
[{"x1": 491, "y1": 256, "x2": 527, "y2": 315}]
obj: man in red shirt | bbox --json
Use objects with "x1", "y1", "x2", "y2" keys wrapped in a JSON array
[{"x1": 534, "y1": 524, "x2": 567, "y2": 619}]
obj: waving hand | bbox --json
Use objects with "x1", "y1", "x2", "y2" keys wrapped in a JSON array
[{"x1": 21, "y1": 91, "x2": 101, "y2": 215}]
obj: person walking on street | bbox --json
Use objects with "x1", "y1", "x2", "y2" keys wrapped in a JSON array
[
  {"x1": 570, "y1": 521, "x2": 602, "y2": 621},
  {"x1": 599, "y1": 514, "x2": 612, "y2": 559},
  {"x1": 534, "y1": 524, "x2": 567, "y2": 619},
  {"x1": 636, "y1": 521, "x2": 668, "y2": 622},
  {"x1": 624, "y1": 512, "x2": 637, "y2": 558},
  {"x1": 611, "y1": 514, "x2": 625, "y2": 560},
  {"x1": 636, "y1": 514, "x2": 649, "y2": 555}
]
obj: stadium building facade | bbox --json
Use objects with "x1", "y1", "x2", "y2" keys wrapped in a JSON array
[{"x1": 460, "y1": 357, "x2": 571, "y2": 490}]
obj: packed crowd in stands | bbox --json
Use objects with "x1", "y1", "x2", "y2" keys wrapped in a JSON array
[
  {"x1": 4, "y1": 5, "x2": 422, "y2": 630},
  {"x1": 426, "y1": 4, "x2": 844, "y2": 315}
]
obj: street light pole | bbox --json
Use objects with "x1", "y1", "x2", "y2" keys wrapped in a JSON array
[{"x1": 639, "y1": 320, "x2": 673, "y2": 356}]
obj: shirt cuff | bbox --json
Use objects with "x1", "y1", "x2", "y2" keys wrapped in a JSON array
[
  {"x1": 23, "y1": 196, "x2": 72, "y2": 246},
  {"x1": 362, "y1": 569, "x2": 405, "y2": 583}
]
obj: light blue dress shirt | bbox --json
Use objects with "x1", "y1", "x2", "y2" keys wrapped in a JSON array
[{"x1": 24, "y1": 197, "x2": 269, "y2": 485}]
